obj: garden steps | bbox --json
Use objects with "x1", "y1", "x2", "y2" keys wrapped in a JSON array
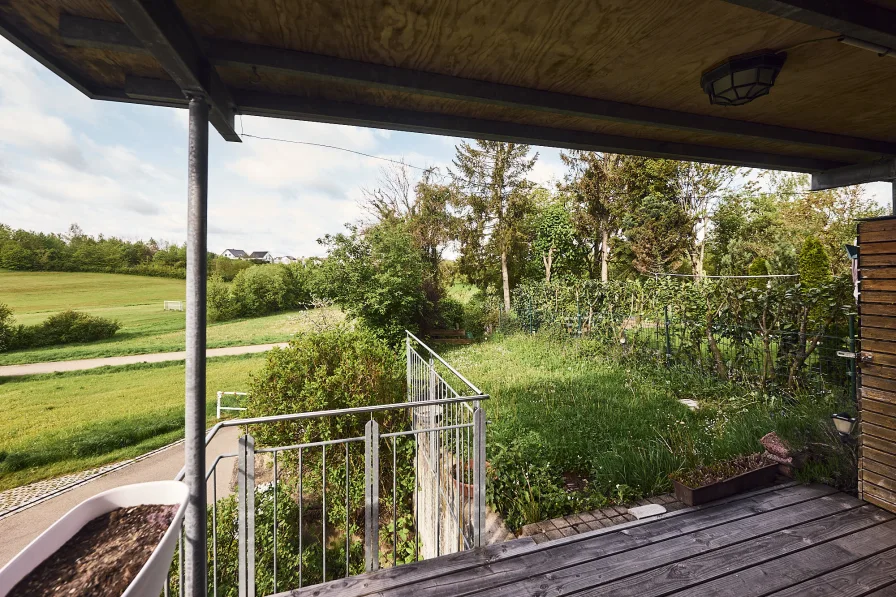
[{"x1": 517, "y1": 492, "x2": 685, "y2": 544}]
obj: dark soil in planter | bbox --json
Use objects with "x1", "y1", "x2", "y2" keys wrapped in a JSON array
[
  {"x1": 10, "y1": 504, "x2": 178, "y2": 597},
  {"x1": 672, "y1": 453, "x2": 772, "y2": 488}
]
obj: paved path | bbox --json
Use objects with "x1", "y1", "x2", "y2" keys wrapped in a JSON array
[
  {"x1": 0, "y1": 342, "x2": 289, "y2": 376},
  {"x1": 0, "y1": 426, "x2": 240, "y2": 567}
]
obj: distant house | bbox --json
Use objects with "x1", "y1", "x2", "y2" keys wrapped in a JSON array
[
  {"x1": 222, "y1": 249, "x2": 248, "y2": 260},
  {"x1": 275, "y1": 256, "x2": 297, "y2": 264},
  {"x1": 249, "y1": 251, "x2": 274, "y2": 263}
]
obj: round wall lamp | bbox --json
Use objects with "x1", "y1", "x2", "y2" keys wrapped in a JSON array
[{"x1": 701, "y1": 51, "x2": 787, "y2": 106}]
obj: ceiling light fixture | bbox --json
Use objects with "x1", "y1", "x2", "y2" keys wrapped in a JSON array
[{"x1": 700, "y1": 51, "x2": 787, "y2": 107}]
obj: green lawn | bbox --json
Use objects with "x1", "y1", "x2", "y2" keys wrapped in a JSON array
[
  {"x1": 0, "y1": 355, "x2": 265, "y2": 490},
  {"x1": 443, "y1": 333, "x2": 848, "y2": 529},
  {"x1": 0, "y1": 271, "x2": 342, "y2": 364}
]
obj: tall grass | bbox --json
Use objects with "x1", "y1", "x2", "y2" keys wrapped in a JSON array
[{"x1": 445, "y1": 331, "x2": 853, "y2": 529}]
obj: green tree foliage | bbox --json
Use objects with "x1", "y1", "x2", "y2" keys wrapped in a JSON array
[
  {"x1": 799, "y1": 236, "x2": 832, "y2": 290},
  {"x1": 315, "y1": 221, "x2": 428, "y2": 344},
  {"x1": 247, "y1": 327, "x2": 405, "y2": 446},
  {"x1": 559, "y1": 151, "x2": 627, "y2": 281},
  {"x1": 0, "y1": 303, "x2": 14, "y2": 352},
  {"x1": 208, "y1": 263, "x2": 313, "y2": 322},
  {"x1": 452, "y1": 140, "x2": 537, "y2": 311},
  {"x1": 531, "y1": 200, "x2": 577, "y2": 283}
]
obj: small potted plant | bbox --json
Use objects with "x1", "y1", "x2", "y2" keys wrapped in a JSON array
[
  {"x1": 0, "y1": 480, "x2": 188, "y2": 597},
  {"x1": 671, "y1": 454, "x2": 778, "y2": 506}
]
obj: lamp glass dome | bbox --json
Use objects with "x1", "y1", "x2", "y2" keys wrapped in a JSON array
[
  {"x1": 831, "y1": 413, "x2": 857, "y2": 435},
  {"x1": 701, "y1": 52, "x2": 787, "y2": 106}
]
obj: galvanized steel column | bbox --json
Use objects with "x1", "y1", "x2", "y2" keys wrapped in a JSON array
[{"x1": 185, "y1": 95, "x2": 209, "y2": 597}]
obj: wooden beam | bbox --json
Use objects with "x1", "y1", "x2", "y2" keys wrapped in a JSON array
[
  {"x1": 122, "y1": 76, "x2": 843, "y2": 171},
  {"x1": 102, "y1": 1, "x2": 240, "y2": 142},
  {"x1": 719, "y1": 0, "x2": 896, "y2": 51},
  {"x1": 61, "y1": 14, "x2": 895, "y2": 156},
  {"x1": 811, "y1": 159, "x2": 896, "y2": 190},
  {"x1": 0, "y1": 15, "x2": 96, "y2": 98}
]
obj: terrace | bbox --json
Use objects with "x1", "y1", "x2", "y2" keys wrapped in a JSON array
[{"x1": 2, "y1": 0, "x2": 896, "y2": 596}]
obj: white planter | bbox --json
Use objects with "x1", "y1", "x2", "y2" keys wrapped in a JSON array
[{"x1": 0, "y1": 480, "x2": 188, "y2": 597}]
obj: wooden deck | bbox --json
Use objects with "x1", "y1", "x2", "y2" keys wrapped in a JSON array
[{"x1": 277, "y1": 483, "x2": 896, "y2": 597}]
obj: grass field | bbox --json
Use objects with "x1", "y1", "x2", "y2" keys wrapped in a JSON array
[
  {"x1": 0, "y1": 355, "x2": 265, "y2": 490},
  {"x1": 0, "y1": 271, "x2": 341, "y2": 364}
]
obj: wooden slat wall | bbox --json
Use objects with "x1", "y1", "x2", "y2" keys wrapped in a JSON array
[{"x1": 858, "y1": 217, "x2": 896, "y2": 513}]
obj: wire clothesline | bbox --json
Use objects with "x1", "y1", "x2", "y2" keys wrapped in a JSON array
[
  {"x1": 650, "y1": 272, "x2": 798, "y2": 279},
  {"x1": 237, "y1": 129, "x2": 855, "y2": 199}
]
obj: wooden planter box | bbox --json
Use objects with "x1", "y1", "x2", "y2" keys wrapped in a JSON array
[{"x1": 672, "y1": 463, "x2": 778, "y2": 506}]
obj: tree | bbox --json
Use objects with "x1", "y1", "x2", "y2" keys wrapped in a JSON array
[
  {"x1": 531, "y1": 200, "x2": 576, "y2": 283},
  {"x1": 451, "y1": 140, "x2": 537, "y2": 312},
  {"x1": 559, "y1": 151, "x2": 627, "y2": 281},
  {"x1": 658, "y1": 161, "x2": 737, "y2": 279},
  {"x1": 315, "y1": 221, "x2": 428, "y2": 343},
  {"x1": 613, "y1": 157, "x2": 693, "y2": 275},
  {"x1": 360, "y1": 165, "x2": 457, "y2": 319}
]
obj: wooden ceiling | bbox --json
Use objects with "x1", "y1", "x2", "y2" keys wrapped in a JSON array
[{"x1": 3, "y1": 0, "x2": 896, "y2": 174}]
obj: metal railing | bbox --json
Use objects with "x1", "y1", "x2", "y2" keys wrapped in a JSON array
[
  {"x1": 166, "y1": 332, "x2": 487, "y2": 597},
  {"x1": 216, "y1": 391, "x2": 248, "y2": 419}
]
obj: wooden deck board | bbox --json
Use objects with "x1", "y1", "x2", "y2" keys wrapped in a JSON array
[{"x1": 276, "y1": 485, "x2": 896, "y2": 597}]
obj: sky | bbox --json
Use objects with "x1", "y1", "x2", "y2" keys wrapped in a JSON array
[{"x1": 0, "y1": 37, "x2": 891, "y2": 259}]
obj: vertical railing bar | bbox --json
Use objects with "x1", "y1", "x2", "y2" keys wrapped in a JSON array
[
  {"x1": 322, "y1": 443, "x2": 327, "y2": 583},
  {"x1": 435, "y1": 427, "x2": 440, "y2": 559},
  {"x1": 212, "y1": 466, "x2": 218, "y2": 597},
  {"x1": 473, "y1": 407, "x2": 486, "y2": 548},
  {"x1": 364, "y1": 419, "x2": 380, "y2": 571},
  {"x1": 273, "y1": 450, "x2": 278, "y2": 594},
  {"x1": 414, "y1": 412, "x2": 419, "y2": 563},
  {"x1": 179, "y1": 526, "x2": 184, "y2": 597},
  {"x1": 298, "y1": 448, "x2": 303, "y2": 589},
  {"x1": 345, "y1": 442, "x2": 350, "y2": 578},
  {"x1": 392, "y1": 435, "x2": 397, "y2": 567},
  {"x1": 455, "y1": 409, "x2": 461, "y2": 552}
]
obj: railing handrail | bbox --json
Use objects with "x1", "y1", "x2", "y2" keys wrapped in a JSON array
[
  {"x1": 175, "y1": 394, "x2": 488, "y2": 481},
  {"x1": 406, "y1": 330, "x2": 483, "y2": 396}
]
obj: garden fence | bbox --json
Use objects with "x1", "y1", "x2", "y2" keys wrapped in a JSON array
[{"x1": 511, "y1": 277, "x2": 857, "y2": 401}]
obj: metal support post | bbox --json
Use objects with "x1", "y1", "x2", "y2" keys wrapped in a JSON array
[
  {"x1": 185, "y1": 95, "x2": 209, "y2": 597},
  {"x1": 364, "y1": 420, "x2": 380, "y2": 571},
  {"x1": 472, "y1": 407, "x2": 486, "y2": 548},
  {"x1": 238, "y1": 434, "x2": 256, "y2": 597}
]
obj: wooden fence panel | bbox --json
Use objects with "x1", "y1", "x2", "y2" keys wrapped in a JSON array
[{"x1": 859, "y1": 217, "x2": 896, "y2": 513}]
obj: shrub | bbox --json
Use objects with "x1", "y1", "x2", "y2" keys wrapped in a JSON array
[
  {"x1": 316, "y1": 222, "x2": 428, "y2": 344},
  {"x1": 19, "y1": 310, "x2": 120, "y2": 347},
  {"x1": 0, "y1": 303, "x2": 14, "y2": 352},
  {"x1": 207, "y1": 274, "x2": 236, "y2": 322},
  {"x1": 247, "y1": 327, "x2": 405, "y2": 447},
  {"x1": 798, "y1": 236, "x2": 831, "y2": 290},
  {"x1": 435, "y1": 297, "x2": 464, "y2": 329},
  {"x1": 231, "y1": 265, "x2": 290, "y2": 317}
]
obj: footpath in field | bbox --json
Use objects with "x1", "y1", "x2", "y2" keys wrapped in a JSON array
[
  {"x1": 0, "y1": 427, "x2": 239, "y2": 567},
  {"x1": 0, "y1": 342, "x2": 288, "y2": 376}
]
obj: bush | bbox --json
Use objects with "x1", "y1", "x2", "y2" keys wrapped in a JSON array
[
  {"x1": 247, "y1": 327, "x2": 405, "y2": 447},
  {"x1": 316, "y1": 222, "x2": 428, "y2": 344},
  {"x1": 14, "y1": 310, "x2": 120, "y2": 348},
  {"x1": 799, "y1": 236, "x2": 831, "y2": 290},
  {"x1": 0, "y1": 303, "x2": 14, "y2": 352},
  {"x1": 207, "y1": 274, "x2": 236, "y2": 322},
  {"x1": 435, "y1": 297, "x2": 464, "y2": 329}
]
